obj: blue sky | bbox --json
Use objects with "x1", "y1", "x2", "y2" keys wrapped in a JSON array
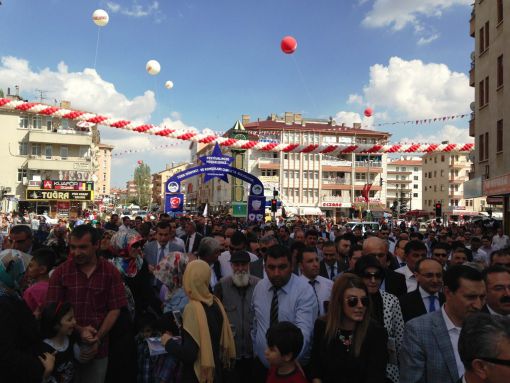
[{"x1": 0, "y1": 0, "x2": 474, "y2": 187}]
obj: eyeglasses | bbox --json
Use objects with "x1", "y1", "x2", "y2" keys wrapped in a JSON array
[
  {"x1": 345, "y1": 296, "x2": 369, "y2": 307},
  {"x1": 362, "y1": 271, "x2": 383, "y2": 280},
  {"x1": 477, "y1": 357, "x2": 510, "y2": 367}
]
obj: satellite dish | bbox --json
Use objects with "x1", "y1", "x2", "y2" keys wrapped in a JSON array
[
  {"x1": 470, "y1": 102, "x2": 476, "y2": 112},
  {"x1": 470, "y1": 51, "x2": 475, "y2": 61}
]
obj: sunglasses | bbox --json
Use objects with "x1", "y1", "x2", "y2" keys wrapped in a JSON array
[
  {"x1": 345, "y1": 296, "x2": 369, "y2": 308},
  {"x1": 477, "y1": 357, "x2": 510, "y2": 367},
  {"x1": 362, "y1": 271, "x2": 383, "y2": 280}
]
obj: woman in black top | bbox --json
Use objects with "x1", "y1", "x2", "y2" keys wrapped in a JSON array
[
  {"x1": 310, "y1": 273, "x2": 388, "y2": 383},
  {"x1": 161, "y1": 259, "x2": 236, "y2": 383}
]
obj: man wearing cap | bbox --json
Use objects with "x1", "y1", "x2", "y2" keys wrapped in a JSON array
[{"x1": 214, "y1": 250, "x2": 260, "y2": 383}]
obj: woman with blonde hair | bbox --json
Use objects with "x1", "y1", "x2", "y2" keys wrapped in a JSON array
[
  {"x1": 310, "y1": 273, "x2": 388, "y2": 383},
  {"x1": 161, "y1": 259, "x2": 236, "y2": 383}
]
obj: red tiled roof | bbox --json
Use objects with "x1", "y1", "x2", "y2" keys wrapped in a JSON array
[{"x1": 244, "y1": 120, "x2": 390, "y2": 137}]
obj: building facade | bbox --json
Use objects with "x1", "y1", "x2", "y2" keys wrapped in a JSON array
[
  {"x1": 0, "y1": 95, "x2": 99, "y2": 215},
  {"x1": 469, "y1": 0, "x2": 509, "y2": 226},
  {"x1": 152, "y1": 162, "x2": 191, "y2": 210},
  {"x1": 386, "y1": 157, "x2": 423, "y2": 212},
  {"x1": 244, "y1": 113, "x2": 390, "y2": 221},
  {"x1": 94, "y1": 143, "x2": 114, "y2": 204}
]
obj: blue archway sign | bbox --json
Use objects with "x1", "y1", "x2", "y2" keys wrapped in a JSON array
[{"x1": 165, "y1": 143, "x2": 265, "y2": 222}]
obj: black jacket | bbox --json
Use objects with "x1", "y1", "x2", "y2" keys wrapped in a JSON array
[
  {"x1": 319, "y1": 260, "x2": 346, "y2": 280},
  {"x1": 399, "y1": 288, "x2": 446, "y2": 322},
  {"x1": 384, "y1": 269, "x2": 407, "y2": 298},
  {"x1": 180, "y1": 233, "x2": 204, "y2": 253}
]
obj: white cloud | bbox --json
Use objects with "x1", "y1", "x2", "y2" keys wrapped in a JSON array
[
  {"x1": 0, "y1": 56, "x2": 156, "y2": 121},
  {"x1": 400, "y1": 124, "x2": 473, "y2": 143},
  {"x1": 362, "y1": 57, "x2": 472, "y2": 119},
  {"x1": 417, "y1": 33, "x2": 440, "y2": 45},
  {"x1": 333, "y1": 111, "x2": 362, "y2": 127},
  {"x1": 362, "y1": 0, "x2": 471, "y2": 31},
  {"x1": 347, "y1": 94, "x2": 364, "y2": 105},
  {"x1": 106, "y1": 1, "x2": 165, "y2": 22}
]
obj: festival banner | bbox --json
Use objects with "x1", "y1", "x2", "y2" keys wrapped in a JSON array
[
  {"x1": 247, "y1": 195, "x2": 266, "y2": 223},
  {"x1": 165, "y1": 193, "x2": 184, "y2": 215}
]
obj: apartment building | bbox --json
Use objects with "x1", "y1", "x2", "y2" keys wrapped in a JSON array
[
  {"x1": 94, "y1": 143, "x2": 114, "y2": 203},
  {"x1": 469, "y1": 0, "x2": 509, "y2": 225},
  {"x1": 244, "y1": 113, "x2": 390, "y2": 220},
  {"x1": 0, "y1": 94, "x2": 98, "y2": 215},
  {"x1": 386, "y1": 157, "x2": 422, "y2": 212}
]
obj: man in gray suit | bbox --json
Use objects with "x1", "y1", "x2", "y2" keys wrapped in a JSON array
[
  {"x1": 144, "y1": 221, "x2": 184, "y2": 275},
  {"x1": 400, "y1": 265, "x2": 486, "y2": 383}
]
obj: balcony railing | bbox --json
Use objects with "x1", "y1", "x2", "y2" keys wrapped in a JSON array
[
  {"x1": 321, "y1": 196, "x2": 351, "y2": 203},
  {"x1": 321, "y1": 160, "x2": 352, "y2": 167},
  {"x1": 257, "y1": 158, "x2": 280, "y2": 164},
  {"x1": 354, "y1": 161, "x2": 382, "y2": 168},
  {"x1": 322, "y1": 177, "x2": 350, "y2": 185}
]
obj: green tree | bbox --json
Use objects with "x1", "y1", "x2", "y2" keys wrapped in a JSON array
[
  {"x1": 133, "y1": 162, "x2": 152, "y2": 207},
  {"x1": 0, "y1": 89, "x2": 4, "y2": 98}
]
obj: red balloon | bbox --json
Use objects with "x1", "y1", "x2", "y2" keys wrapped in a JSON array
[
  {"x1": 281, "y1": 36, "x2": 297, "y2": 54},
  {"x1": 364, "y1": 107, "x2": 373, "y2": 117},
  {"x1": 137, "y1": 160, "x2": 143, "y2": 165}
]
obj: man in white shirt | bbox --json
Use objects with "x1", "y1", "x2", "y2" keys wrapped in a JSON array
[
  {"x1": 400, "y1": 265, "x2": 486, "y2": 383},
  {"x1": 458, "y1": 314, "x2": 510, "y2": 383},
  {"x1": 492, "y1": 227, "x2": 510, "y2": 250},
  {"x1": 395, "y1": 240, "x2": 427, "y2": 293},
  {"x1": 298, "y1": 246, "x2": 333, "y2": 316},
  {"x1": 482, "y1": 266, "x2": 510, "y2": 317},
  {"x1": 118, "y1": 216, "x2": 132, "y2": 232}
]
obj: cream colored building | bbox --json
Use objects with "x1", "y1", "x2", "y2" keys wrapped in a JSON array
[
  {"x1": 152, "y1": 162, "x2": 191, "y2": 209},
  {"x1": 94, "y1": 143, "x2": 114, "y2": 202},
  {"x1": 468, "y1": 0, "x2": 509, "y2": 226},
  {"x1": 386, "y1": 157, "x2": 422, "y2": 212},
  {"x1": 0, "y1": 96, "x2": 98, "y2": 214},
  {"x1": 422, "y1": 151, "x2": 485, "y2": 216}
]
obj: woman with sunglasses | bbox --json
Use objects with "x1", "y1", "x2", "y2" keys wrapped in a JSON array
[
  {"x1": 310, "y1": 273, "x2": 388, "y2": 383},
  {"x1": 354, "y1": 255, "x2": 405, "y2": 383}
]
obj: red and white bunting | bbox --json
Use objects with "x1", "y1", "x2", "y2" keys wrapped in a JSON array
[{"x1": 0, "y1": 98, "x2": 474, "y2": 154}]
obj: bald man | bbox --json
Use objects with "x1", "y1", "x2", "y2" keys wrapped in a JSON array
[{"x1": 362, "y1": 236, "x2": 407, "y2": 297}]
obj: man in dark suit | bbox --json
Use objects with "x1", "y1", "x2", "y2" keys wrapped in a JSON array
[
  {"x1": 399, "y1": 258, "x2": 446, "y2": 322},
  {"x1": 400, "y1": 265, "x2": 486, "y2": 383},
  {"x1": 319, "y1": 241, "x2": 346, "y2": 280},
  {"x1": 362, "y1": 236, "x2": 407, "y2": 297},
  {"x1": 197, "y1": 237, "x2": 223, "y2": 289},
  {"x1": 180, "y1": 221, "x2": 203, "y2": 254},
  {"x1": 481, "y1": 265, "x2": 510, "y2": 316}
]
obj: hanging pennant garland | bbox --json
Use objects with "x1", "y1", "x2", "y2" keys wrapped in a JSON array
[
  {"x1": 0, "y1": 98, "x2": 474, "y2": 154},
  {"x1": 112, "y1": 141, "x2": 186, "y2": 158}
]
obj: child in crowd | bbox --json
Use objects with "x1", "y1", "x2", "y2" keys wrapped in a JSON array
[
  {"x1": 23, "y1": 248, "x2": 56, "y2": 314},
  {"x1": 265, "y1": 322, "x2": 308, "y2": 383},
  {"x1": 38, "y1": 302, "x2": 78, "y2": 383}
]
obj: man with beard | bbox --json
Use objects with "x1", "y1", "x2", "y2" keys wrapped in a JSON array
[
  {"x1": 214, "y1": 251, "x2": 260, "y2": 383},
  {"x1": 482, "y1": 266, "x2": 510, "y2": 316}
]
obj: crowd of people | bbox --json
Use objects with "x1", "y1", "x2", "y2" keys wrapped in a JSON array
[{"x1": 1, "y1": 212, "x2": 510, "y2": 383}]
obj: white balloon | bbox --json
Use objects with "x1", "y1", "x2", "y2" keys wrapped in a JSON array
[
  {"x1": 165, "y1": 81, "x2": 174, "y2": 89},
  {"x1": 146, "y1": 60, "x2": 161, "y2": 75},
  {"x1": 92, "y1": 9, "x2": 109, "y2": 27}
]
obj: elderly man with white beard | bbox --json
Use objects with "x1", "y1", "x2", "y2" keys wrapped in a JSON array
[{"x1": 213, "y1": 250, "x2": 261, "y2": 383}]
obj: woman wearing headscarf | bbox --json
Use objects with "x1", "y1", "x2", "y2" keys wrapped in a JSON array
[
  {"x1": 0, "y1": 249, "x2": 53, "y2": 382},
  {"x1": 161, "y1": 259, "x2": 236, "y2": 383}
]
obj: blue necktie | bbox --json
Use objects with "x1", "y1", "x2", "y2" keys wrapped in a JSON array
[{"x1": 428, "y1": 295, "x2": 437, "y2": 312}]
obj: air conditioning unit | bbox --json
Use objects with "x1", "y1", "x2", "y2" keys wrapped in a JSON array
[{"x1": 22, "y1": 177, "x2": 28, "y2": 185}]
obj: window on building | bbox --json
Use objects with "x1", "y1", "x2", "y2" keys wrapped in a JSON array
[
  {"x1": 19, "y1": 142, "x2": 28, "y2": 156},
  {"x1": 485, "y1": 21, "x2": 490, "y2": 50},
  {"x1": 46, "y1": 117, "x2": 53, "y2": 131},
  {"x1": 434, "y1": 157, "x2": 437, "y2": 163},
  {"x1": 413, "y1": 193, "x2": 418, "y2": 198},
  {"x1": 485, "y1": 132, "x2": 489, "y2": 161},
  {"x1": 497, "y1": 119, "x2": 503, "y2": 153},
  {"x1": 102, "y1": 185, "x2": 106, "y2": 193},
  {"x1": 485, "y1": 76, "x2": 490, "y2": 104},
  {"x1": 32, "y1": 116, "x2": 42, "y2": 130},
  {"x1": 103, "y1": 173, "x2": 107, "y2": 182},
  {"x1": 440, "y1": 170, "x2": 444, "y2": 177},
  {"x1": 498, "y1": 0, "x2": 504, "y2": 23},
  {"x1": 284, "y1": 154, "x2": 288, "y2": 160},
  {"x1": 60, "y1": 146, "x2": 68, "y2": 160},
  {"x1": 401, "y1": 167, "x2": 406, "y2": 171},
  {"x1": 396, "y1": 167, "x2": 399, "y2": 171},
  {"x1": 294, "y1": 171, "x2": 299, "y2": 179},
  {"x1": 479, "y1": 134, "x2": 485, "y2": 161},
  {"x1": 434, "y1": 171, "x2": 437, "y2": 177},
  {"x1": 31, "y1": 144, "x2": 41, "y2": 156},
  {"x1": 79, "y1": 146, "x2": 88, "y2": 158},
  {"x1": 413, "y1": 176, "x2": 418, "y2": 180},
  {"x1": 434, "y1": 185, "x2": 437, "y2": 192},
  {"x1": 45, "y1": 145, "x2": 52, "y2": 159},
  {"x1": 413, "y1": 184, "x2": 418, "y2": 189},
  {"x1": 497, "y1": 55, "x2": 504, "y2": 88},
  {"x1": 19, "y1": 116, "x2": 29, "y2": 129},
  {"x1": 61, "y1": 119, "x2": 69, "y2": 129},
  {"x1": 17, "y1": 168, "x2": 27, "y2": 182}
]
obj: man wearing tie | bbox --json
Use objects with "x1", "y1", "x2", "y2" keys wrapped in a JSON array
[
  {"x1": 399, "y1": 258, "x2": 446, "y2": 322},
  {"x1": 180, "y1": 221, "x2": 203, "y2": 254},
  {"x1": 143, "y1": 221, "x2": 185, "y2": 287},
  {"x1": 299, "y1": 247, "x2": 333, "y2": 316},
  {"x1": 395, "y1": 240, "x2": 427, "y2": 293},
  {"x1": 319, "y1": 241, "x2": 346, "y2": 280}
]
